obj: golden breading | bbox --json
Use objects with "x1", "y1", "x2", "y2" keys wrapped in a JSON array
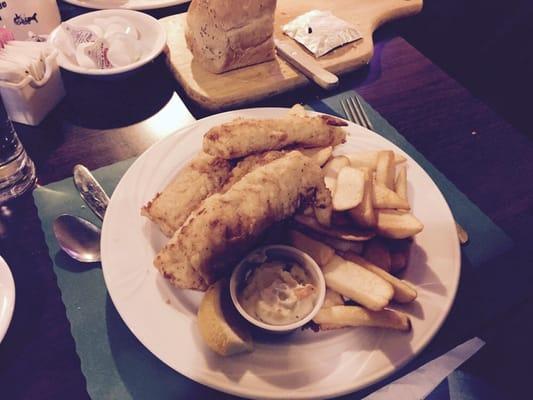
[
  {"x1": 220, "y1": 150, "x2": 286, "y2": 192},
  {"x1": 141, "y1": 152, "x2": 231, "y2": 237},
  {"x1": 203, "y1": 109, "x2": 347, "y2": 159},
  {"x1": 154, "y1": 151, "x2": 331, "y2": 290}
]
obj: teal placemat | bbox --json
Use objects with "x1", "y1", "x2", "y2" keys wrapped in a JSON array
[
  {"x1": 34, "y1": 159, "x2": 235, "y2": 400},
  {"x1": 33, "y1": 94, "x2": 513, "y2": 399}
]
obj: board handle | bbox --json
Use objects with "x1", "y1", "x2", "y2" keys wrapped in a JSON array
[{"x1": 367, "y1": 0, "x2": 424, "y2": 32}]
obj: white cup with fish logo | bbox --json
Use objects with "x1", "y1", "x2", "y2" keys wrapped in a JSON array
[{"x1": 0, "y1": 0, "x2": 61, "y2": 40}]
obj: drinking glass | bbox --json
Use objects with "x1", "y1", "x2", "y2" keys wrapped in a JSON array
[{"x1": 0, "y1": 100, "x2": 35, "y2": 203}]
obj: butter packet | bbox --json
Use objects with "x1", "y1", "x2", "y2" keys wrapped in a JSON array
[{"x1": 282, "y1": 10, "x2": 362, "y2": 57}]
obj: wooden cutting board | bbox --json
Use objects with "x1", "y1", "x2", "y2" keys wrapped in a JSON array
[{"x1": 161, "y1": 0, "x2": 423, "y2": 110}]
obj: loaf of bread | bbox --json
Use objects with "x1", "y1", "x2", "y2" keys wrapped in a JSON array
[{"x1": 185, "y1": 0, "x2": 277, "y2": 74}]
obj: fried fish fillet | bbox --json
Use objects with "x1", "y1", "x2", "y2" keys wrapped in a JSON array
[
  {"x1": 141, "y1": 152, "x2": 232, "y2": 237},
  {"x1": 154, "y1": 151, "x2": 331, "y2": 290},
  {"x1": 203, "y1": 107, "x2": 348, "y2": 159},
  {"x1": 220, "y1": 150, "x2": 286, "y2": 192}
]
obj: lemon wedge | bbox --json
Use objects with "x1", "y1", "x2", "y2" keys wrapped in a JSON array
[{"x1": 198, "y1": 280, "x2": 253, "y2": 356}]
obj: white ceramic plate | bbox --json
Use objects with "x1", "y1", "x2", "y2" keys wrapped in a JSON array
[
  {"x1": 49, "y1": 9, "x2": 166, "y2": 76},
  {"x1": 0, "y1": 256, "x2": 15, "y2": 343},
  {"x1": 101, "y1": 108, "x2": 461, "y2": 399},
  {"x1": 62, "y1": 0, "x2": 188, "y2": 11}
]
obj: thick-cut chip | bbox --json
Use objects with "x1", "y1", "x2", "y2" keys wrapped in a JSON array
[
  {"x1": 203, "y1": 106, "x2": 347, "y2": 159},
  {"x1": 319, "y1": 323, "x2": 348, "y2": 330},
  {"x1": 376, "y1": 211, "x2": 424, "y2": 239},
  {"x1": 348, "y1": 168, "x2": 376, "y2": 228},
  {"x1": 288, "y1": 104, "x2": 307, "y2": 117},
  {"x1": 322, "y1": 288, "x2": 345, "y2": 308},
  {"x1": 313, "y1": 306, "x2": 411, "y2": 331},
  {"x1": 332, "y1": 166, "x2": 365, "y2": 211},
  {"x1": 342, "y1": 252, "x2": 417, "y2": 303},
  {"x1": 294, "y1": 215, "x2": 375, "y2": 242},
  {"x1": 323, "y1": 156, "x2": 350, "y2": 175},
  {"x1": 322, "y1": 255, "x2": 394, "y2": 311},
  {"x1": 345, "y1": 151, "x2": 407, "y2": 170},
  {"x1": 391, "y1": 250, "x2": 409, "y2": 273},
  {"x1": 288, "y1": 230, "x2": 335, "y2": 267},
  {"x1": 375, "y1": 151, "x2": 395, "y2": 190},
  {"x1": 141, "y1": 152, "x2": 232, "y2": 237},
  {"x1": 294, "y1": 226, "x2": 364, "y2": 253},
  {"x1": 155, "y1": 152, "x2": 330, "y2": 290},
  {"x1": 386, "y1": 238, "x2": 412, "y2": 273},
  {"x1": 321, "y1": 236, "x2": 364, "y2": 254},
  {"x1": 363, "y1": 239, "x2": 392, "y2": 272},
  {"x1": 323, "y1": 156, "x2": 349, "y2": 193},
  {"x1": 373, "y1": 183, "x2": 410, "y2": 210},
  {"x1": 298, "y1": 146, "x2": 333, "y2": 167},
  {"x1": 395, "y1": 164, "x2": 408, "y2": 201}
]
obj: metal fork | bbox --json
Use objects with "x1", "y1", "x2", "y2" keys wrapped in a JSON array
[
  {"x1": 341, "y1": 96, "x2": 374, "y2": 131},
  {"x1": 340, "y1": 95, "x2": 469, "y2": 245}
]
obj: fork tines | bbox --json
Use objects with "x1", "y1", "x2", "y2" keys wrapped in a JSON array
[{"x1": 341, "y1": 96, "x2": 374, "y2": 131}]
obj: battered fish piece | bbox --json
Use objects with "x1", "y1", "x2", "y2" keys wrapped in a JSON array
[
  {"x1": 141, "y1": 152, "x2": 232, "y2": 237},
  {"x1": 203, "y1": 107, "x2": 347, "y2": 159},
  {"x1": 221, "y1": 150, "x2": 286, "y2": 192},
  {"x1": 154, "y1": 151, "x2": 331, "y2": 290}
]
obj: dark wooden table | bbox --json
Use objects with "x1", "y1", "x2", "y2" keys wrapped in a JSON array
[{"x1": 1, "y1": 3, "x2": 533, "y2": 400}]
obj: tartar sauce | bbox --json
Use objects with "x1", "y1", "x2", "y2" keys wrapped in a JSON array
[{"x1": 239, "y1": 260, "x2": 317, "y2": 325}]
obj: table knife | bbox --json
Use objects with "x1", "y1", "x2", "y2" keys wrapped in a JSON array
[
  {"x1": 73, "y1": 164, "x2": 109, "y2": 221},
  {"x1": 275, "y1": 39, "x2": 339, "y2": 90}
]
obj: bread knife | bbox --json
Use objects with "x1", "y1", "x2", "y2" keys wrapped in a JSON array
[
  {"x1": 73, "y1": 164, "x2": 109, "y2": 221},
  {"x1": 275, "y1": 39, "x2": 339, "y2": 90}
]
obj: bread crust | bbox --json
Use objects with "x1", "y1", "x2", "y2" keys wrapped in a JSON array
[{"x1": 186, "y1": 0, "x2": 276, "y2": 73}]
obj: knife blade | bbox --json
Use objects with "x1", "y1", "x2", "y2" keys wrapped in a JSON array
[
  {"x1": 73, "y1": 164, "x2": 109, "y2": 221},
  {"x1": 275, "y1": 39, "x2": 339, "y2": 90}
]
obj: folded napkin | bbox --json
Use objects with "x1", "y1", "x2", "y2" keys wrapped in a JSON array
[
  {"x1": 33, "y1": 93, "x2": 512, "y2": 399},
  {"x1": 364, "y1": 337, "x2": 485, "y2": 400}
]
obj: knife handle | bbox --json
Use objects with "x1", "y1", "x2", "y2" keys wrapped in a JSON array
[
  {"x1": 73, "y1": 164, "x2": 110, "y2": 221},
  {"x1": 275, "y1": 39, "x2": 339, "y2": 90}
]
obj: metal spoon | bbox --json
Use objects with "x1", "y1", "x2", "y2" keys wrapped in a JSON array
[
  {"x1": 53, "y1": 214, "x2": 102, "y2": 263},
  {"x1": 52, "y1": 165, "x2": 109, "y2": 263}
]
